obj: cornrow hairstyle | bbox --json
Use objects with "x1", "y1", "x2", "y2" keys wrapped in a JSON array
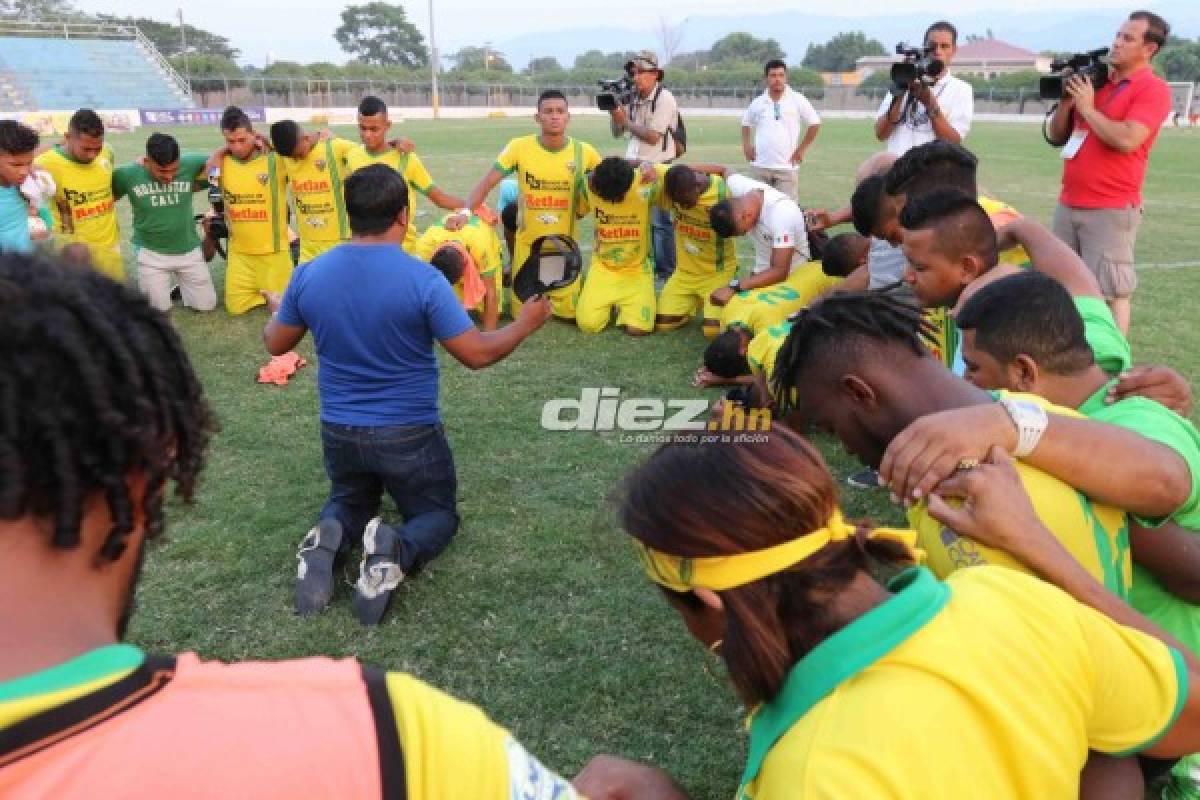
[
  {"x1": 771, "y1": 290, "x2": 930, "y2": 414},
  {"x1": 0, "y1": 252, "x2": 215, "y2": 562}
]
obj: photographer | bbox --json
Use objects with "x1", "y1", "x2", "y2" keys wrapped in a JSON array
[
  {"x1": 874, "y1": 21, "x2": 974, "y2": 156},
  {"x1": 1047, "y1": 10, "x2": 1173, "y2": 336},
  {"x1": 609, "y1": 51, "x2": 679, "y2": 281}
]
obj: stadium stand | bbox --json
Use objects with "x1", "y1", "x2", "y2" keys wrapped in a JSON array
[{"x1": 0, "y1": 21, "x2": 192, "y2": 110}]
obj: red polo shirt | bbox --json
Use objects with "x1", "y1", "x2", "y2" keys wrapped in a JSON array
[{"x1": 1060, "y1": 66, "x2": 1171, "y2": 209}]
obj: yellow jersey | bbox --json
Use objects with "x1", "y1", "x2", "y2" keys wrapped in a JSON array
[
  {"x1": 586, "y1": 169, "x2": 662, "y2": 274},
  {"x1": 219, "y1": 150, "x2": 288, "y2": 256},
  {"x1": 659, "y1": 171, "x2": 737, "y2": 277},
  {"x1": 494, "y1": 134, "x2": 601, "y2": 268},
  {"x1": 979, "y1": 194, "x2": 1032, "y2": 268},
  {"x1": 740, "y1": 566, "x2": 1186, "y2": 800},
  {"x1": 34, "y1": 144, "x2": 119, "y2": 254},
  {"x1": 414, "y1": 214, "x2": 505, "y2": 305},
  {"x1": 279, "y1": 137, "x2": 355, "y2": 244},
  {"x1": 344, "y1": 145, "x2": 435, "y2": 249},
  {"x1": 747, "y1": 320, "x2": 791, "y2": 382}
]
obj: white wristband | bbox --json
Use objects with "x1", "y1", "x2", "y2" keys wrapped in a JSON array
[{"x1": 1000, "y1": 398, "x2": 1048, "y2": 458}]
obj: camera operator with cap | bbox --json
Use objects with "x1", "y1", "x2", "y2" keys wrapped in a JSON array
[
  {"x1": 1047, "y1": 10, "x2": 1173, "y2": 337},
  {"x1": 609, "y1": 50, "x2": 680, "y2": 282},
  {"x1": 874, "y1": 21, "x2": 974, "y2": 156}
]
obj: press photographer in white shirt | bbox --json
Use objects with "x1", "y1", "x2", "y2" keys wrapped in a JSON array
[
  {"x1": 741, "y1": 59, "x2": 822, "y2": 202},
  {"x1": 875, "y1": 21, "x2": 974, "y2": 156}
]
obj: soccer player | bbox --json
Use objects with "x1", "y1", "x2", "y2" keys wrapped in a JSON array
[
  {"x1": 346, "y1": 96, "x2": 469, "y2": 252},
  {"x1": 0, "y1": 251, "x2": 588, "y2": 799},
  {"x1": 465, "y1": 89, "x2": 601, "y2": 320},
  {"x1": 654, "y1": 164, "x2": 738, "y2": 337},
  {"x1": 583, "y1": 427, "x2": 1200, "y2": 800},
  {"x1": 111, "y1": 133, "x2": 215, "y2": 312},
  {"x1": 269, "y1": 119, "x2": 356, "y2": 264},
  {"x1": 34, "y1": 109, "x2": 123, "y2": 279},
  {"x1": 213, "y1": 106, "x2": 292, "y2": 314},
  {"x1": 706, "y1": 173, "x2": 810, "y2": 312},
  {"x1": 576, "y1": 157, "x2": 661, "y2": 335},
  {"x1": 415, "y1": 212, "x2": 505, "y2": 330},
  {"x1": 771, "y1": 290, "x2": 1138, "y2": 592},
  {"x1": 0, "y1": 120, "x2": 50, "y2": 254}
]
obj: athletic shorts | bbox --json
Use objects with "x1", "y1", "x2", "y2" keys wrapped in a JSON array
[
  {"x1": 656, "y1": 270, "x2": 728, "y2": 334},
  {"x1": 576, "y1": 265, "x2": 655, "y2": 333},
  {"x1": 225, "y1": 249, "x2": 294, "y2": 315}
]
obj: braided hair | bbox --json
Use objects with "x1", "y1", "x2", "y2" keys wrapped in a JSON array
[
  {"x1": 0, "y1": 252, "x2": 215, "y2": 561},
  {"x1": 771, "y1": 290, "x2": 931, "y2": 414}
]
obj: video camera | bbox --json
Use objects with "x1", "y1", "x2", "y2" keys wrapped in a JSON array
[
  {"x1": 196, "y1": 167, "x2": 229, "y2": 258},
  {"x1": 1039, "y1": 48, "x2": 1109, "y2": 101},
  {"x1": 889, "y1": 42, "x2": 946, "y2": 97},
  {"x1": 596, "y1": 70, "x2": 637, "y2": 112}
]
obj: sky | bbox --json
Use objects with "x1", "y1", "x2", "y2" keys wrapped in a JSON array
[{"x1": 73, "y1": 0, "x2": 1171, "y2": 68}]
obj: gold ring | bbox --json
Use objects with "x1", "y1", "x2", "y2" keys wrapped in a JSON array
[{"x1": 956, "y1": 459, "x2": 981, "y2": 471}]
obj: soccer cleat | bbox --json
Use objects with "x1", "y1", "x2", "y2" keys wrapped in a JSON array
[
  {"x1": 352, "y1": 517, "x2": 405, "y2": 626},
  {"x1": 294, "y1": 518, "x2": 343, "y2": 615},
  {"x1": 846, "y1": 467, "x2": 882, "y2": 489}
]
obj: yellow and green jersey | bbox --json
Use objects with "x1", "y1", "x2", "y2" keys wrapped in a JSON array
[
  {"x1": 979, "y1": 194, "x2": 1032, "y2": 268},
  {"x1": 659, "y1": 170, "x2": 737, "y2": 276},
  {"x1": 748, "y1": 320, "x2": 791, "y2": 382},
  {"x1": 34, "y1": 144, "x2": 121, "y2": 272},
  {"x1": 345, "y1": 145, "x2": 436, "y2": 249},
  {"x1": 415, "y1": 214, "x2": 505, "y2": 306},
  {"x1": 494, "y1": 134, "x2": 601, "y2": 268},
  {"x1": 280, "y1": 137, "x2": 355, "y2": 244},
  {"x1": 586, "y1": 169, "x2": 662, "y2": 275},
  {"x1": 739, "y1": 566, "x2": 1186, "y2": 799},
  {"x1": 220, "y1": 150, "x2": 288, "y2": 256}
]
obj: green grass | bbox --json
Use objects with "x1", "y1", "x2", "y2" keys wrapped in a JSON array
[{"x1": 106, "y1": 117, "x2": 1200, "y2": 798}]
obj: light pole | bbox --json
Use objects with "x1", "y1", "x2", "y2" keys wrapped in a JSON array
[
  {"x1": 177, "y1": 6, "x2": 191, "y2": 95},
  {"x1": 428, "y1": 0, "x2": 440, "y2": 119}
]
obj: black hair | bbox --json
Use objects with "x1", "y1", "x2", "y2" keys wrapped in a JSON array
[
  {"x1": 269, "y1": 120, "x2": 302, "y2": 158},
  {"x1": 956, "y1": 271, "x2": 1094, "y2": 376},
  {"x1": 501, "y1": 201, "x2": 518, "y2": 232},
  {"x1": 590, "y1": 156, "x2": 635, "y2": 204},
  {"x1": 925, "y1": 20, "x2": 958, "y2": 45},
  {"x1": 898, "y1": 188, "x2": 998, "y2": 268},
  {"x1": 68, "y1": 109, "x2": 104, "y2": 138},
  {"x1": 0, "y1": 252, "x2": 215, "y2": 562},
  {"x1": 1131, "y1": 10, "x2": 1170, "y2": 52},
  {"x1": 0, "y1": 119, "x2": 39, "y2": 155},
  {"x1": 709, "y1": 199, "x2": 737, "y2": 238},
  {"x1": 772, "y1": 290, "x2": 930, "y2": 412},
  {"x1": 821, "y1": 233, "x2": 869, "y2": 277},
  {"x1": 884, "y1": 140, "x2": 978, "y2": 200},
  {"x1": 344, "y1": 164, "x2": 408, "y2": 236},
  {"x1": 764, "y1": 59, "x2": 787, "y2": 75},
  {"x1": 704, "y1": 328, "x2": 751, "y2": 378},
  {"x1": 358, "y1": 95, "x2": 388, "y2": 117},
  {"x1": 430, "y1": 244, "x2": 466, "y2": 285},
  {"x1": 220, "y1": 105, "x2": 252, "y2": 133},
  {"x1": 145, "y1": 132, "x2": 180, "y2": 167},
  {"x1": 850, "y1": 174, "x2": 887, "y2": 238},
  {"x1": 664, "y1": 164, "x2": 698, "y2": 205},
  {"x1": 537, "y1": 89, "x2": 568, "y2": 110}
]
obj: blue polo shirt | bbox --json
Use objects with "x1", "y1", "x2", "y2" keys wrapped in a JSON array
[{"x1": 277, "y1": 242, "x2": 473, "y2": 426}]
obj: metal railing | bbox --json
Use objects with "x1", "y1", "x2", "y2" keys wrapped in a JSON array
[
  {"x1": 132, "y1": 26, "x2": 193, "y2": 105},
  {"x1": 0, "y1": 18, "x2": 138, "y2": 40}
]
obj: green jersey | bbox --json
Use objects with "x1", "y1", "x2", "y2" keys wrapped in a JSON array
[
  {"x1": 112, "y1": 153, "x2": 208, "y2": 255},
  {"x1": 1076, "y1": 296, "x2": 1132, "y2": 375}
]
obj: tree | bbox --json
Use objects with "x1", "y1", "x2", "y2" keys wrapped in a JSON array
[
  {"x1": 802, "y1": 32, "x2": 886, "y2": 72},
  {"x1": 170, "y1": 53, "x2": 241, "y2": 79},
  {"x1": 708, "y1": 32, "x2": 785, "y2": 66},
  {"x1": 524, "y1": 56, "x2": 563, "y2": 76},
  {"x1": 95, "y1": 14, "x2": 239, "y2": 59},
  {"x1": 1157, "y1": 41, "x2": 1200, "y2": 83},
  {"x1": 448, "y1": 45, "x2": 512, "y2": 73},
  {"x1": 0, "y1": 0, "x2": 81, "y2": 19},
  {"x1": 573, "y1": 50, "x2": 638, "y2": 70},
  {"x1": 334, "y1": 2, "x2": 427, "y2": 68},
  {"x1": 655, "y1": 15, "x2": 685, "y2": 64}
]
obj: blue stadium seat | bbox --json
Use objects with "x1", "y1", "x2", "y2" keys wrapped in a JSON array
[{"x1": 0, "y1": 36, "x2": 193, "y2": 110}]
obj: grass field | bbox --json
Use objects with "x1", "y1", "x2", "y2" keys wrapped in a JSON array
[{"x1": 101, "y1": 115, "x2": 1200, "y2": 797}]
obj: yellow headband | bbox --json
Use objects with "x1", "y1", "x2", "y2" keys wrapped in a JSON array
[{"x1": 636, "y1": 509, "x2": 921, "y2": 592}]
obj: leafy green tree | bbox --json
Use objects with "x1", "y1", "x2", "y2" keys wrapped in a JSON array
[
  {"x1": 802, "y1": 32, "x2": 886, "y2": 72},
  {"x1": 525, "y1": 56, "x2": 563, "y2": 76},
  {"x1": 95, "y1": 14, "x2": 238, "y2": 59},
  {"x1": 1157, "y1": 41, "x2": 1200, "y2": 83},
  {"x1": 334, "y1": 2, "x2": 428, "y2": 68},
  {"x1": 448, "y1": 46, "x2": 513, "y2": 73},
  {"x1": 170, "y1": 53, "x2": 241, "y2": 78},
  {"x1": 709, "y1": 32, "x2": 785, "y2": 66}
]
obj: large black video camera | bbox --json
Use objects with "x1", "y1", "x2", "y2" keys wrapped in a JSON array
[
  {"x1": 596, "y1": 72, "x2": 637, "y2": 112},
  {"x1": 889, "y1": 42, "x2": 946, "y2": 97},
  {"x1": 205, "y1": 184, "x2": 229, "y2": 241},
  {"x1": 1039, "y1": 49, "x2": 1109, "y2": 101}
]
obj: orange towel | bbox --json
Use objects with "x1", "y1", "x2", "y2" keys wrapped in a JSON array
[
  {"x1": 442, "y1": 240, "x2": 487, "y2": 310},
  {"x1": 257, "y1": 351, "x2": 308, "y2": 386}
]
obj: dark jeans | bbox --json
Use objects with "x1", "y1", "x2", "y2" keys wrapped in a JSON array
[
  {"x1": 319, "y1": 421, "x2": 459, "y2": 574},
  {"x1": 652, "y1": 206, "x2": 676, "y2": 281}
]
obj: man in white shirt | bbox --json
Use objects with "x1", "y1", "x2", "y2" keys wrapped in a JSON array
[
  {"x1": 741, "y1": 59, "x2": 822, "y2": 202},
  {"x1": 874, "y1": 21, "x2": 973, "y2": 156},
  {"x1": 707, "y1": 173, "x2": 810, "y2": 307}
]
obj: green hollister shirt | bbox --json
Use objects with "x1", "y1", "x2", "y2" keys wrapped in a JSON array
[
  {"x1": 1079, "y1": 383, "x2": 1200, "y2": 657},
  {"x1": 111, "y1": 153, "x2": 208, "y2": 255}
]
